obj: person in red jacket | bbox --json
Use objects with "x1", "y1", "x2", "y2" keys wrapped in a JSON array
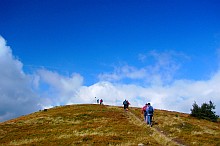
[
  {"x1": 100, "y1": 99, "x2": 103, "y2": 105},
  {"x1": 142, "y1": 103, "x2": 148, "y2": 122}
]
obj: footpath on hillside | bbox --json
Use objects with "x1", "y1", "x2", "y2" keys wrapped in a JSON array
[{"x1": 125, "y1": 109, "x2": 185, "y2": 146}]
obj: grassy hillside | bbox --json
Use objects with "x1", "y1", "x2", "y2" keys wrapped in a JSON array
[{"x1": 0, "y1": 104, "x2": 219, "y2": 146}]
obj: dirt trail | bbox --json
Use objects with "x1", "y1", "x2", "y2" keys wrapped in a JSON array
[{"x1": 126, "y1": 110, "x2": 185, "y2": 146}]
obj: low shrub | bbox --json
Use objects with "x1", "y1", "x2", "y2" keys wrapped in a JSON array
[{"x1": 190, "y1": 101, "x2": 219, "y2": 122}]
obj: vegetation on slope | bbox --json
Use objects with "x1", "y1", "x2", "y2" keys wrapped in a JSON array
[
  {"x1": 130, "y1": 107, "x2": 220, "y2": 146},
  {"x1": 0, "y1": 104, "x2": 219, "y2": 146},
  {"x1": 0, "y1": 104, "x2": 159, "y2": 145},
  {"x1": 191, "y1": 101, "x2": 219, "y2": 122}
]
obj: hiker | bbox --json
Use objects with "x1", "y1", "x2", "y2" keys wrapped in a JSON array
[
  {"x1": 123, "y1": 99, "x2": 130, "y2": 111},
  {"x1": 126, "y1": 100, "x2": 130, "y2": 109},
  {"x1": 97, "y1": 99, "x2": 99, "y2": 104},
  {"x1": 146, "y1": 103, "x2": 154, "y2": 126},
  {"x1": 142, "y1": 103, "x2": 148, "y2": 123},
  {"x1": 100, "y1": 99, "x2": 103, "y2": 105},
  {"x1": 123, "y1": 99, "x2": 128, "y2": 111}
]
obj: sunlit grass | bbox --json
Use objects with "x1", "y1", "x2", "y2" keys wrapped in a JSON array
[
  {"x1": 0, "y1": 104, "x2": 219, "y2": 145},
  {"x1": 9, "y1": 137, "x2": 45, "y2": 145}
]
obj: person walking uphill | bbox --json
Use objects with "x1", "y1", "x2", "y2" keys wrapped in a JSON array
[
  {"x1": 146, "y1": 103, "x2": 154, "y2": 127},
  {"x1": 142, "y1": 103, "x2": 148, "y2": 123},
  {"x1": 123, "y1": 100, "x2": 130, "y2": 111},
  {"x1": 126, "y1": 100, "x2": 130, "y2": 109}
]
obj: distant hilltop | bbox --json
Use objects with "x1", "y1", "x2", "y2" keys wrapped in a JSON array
[{"x1": 0, "y1": 104, "x2": 219, "y2": 145}]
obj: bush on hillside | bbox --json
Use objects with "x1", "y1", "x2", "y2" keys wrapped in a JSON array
[{"x1": 190, "y1": 100, "x2": 219, "y2": 122}]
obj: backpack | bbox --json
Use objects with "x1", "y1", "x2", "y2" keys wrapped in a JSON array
[
  {"x1": 148, "y1": 106, "x2": 154, "y2": 114},
  {"x1": 123, "y1": 100, "x2": 127, "y2": 105},
  {"x1": 143, "y1": 105, "x2": 147, "y2": 112}
]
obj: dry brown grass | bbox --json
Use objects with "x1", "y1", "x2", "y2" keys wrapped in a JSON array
[
  {"x1": 0, "y1": 104, "x2": 158, "y2": 145},
  {"x1": 0, "y1": 104, "x2": 219, "y2": 146},
  {"x1": 130, "y1": 108, "x2": 220, "y2": 146}
]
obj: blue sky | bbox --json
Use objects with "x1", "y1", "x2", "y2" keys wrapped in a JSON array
[{"x1": 0, "y1": 0, "x2": 220, "y2": 122}]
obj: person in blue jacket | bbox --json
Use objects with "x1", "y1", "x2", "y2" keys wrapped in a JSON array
[{"x1": 146, "y1": 103, "x2": 154, "y2": 127}]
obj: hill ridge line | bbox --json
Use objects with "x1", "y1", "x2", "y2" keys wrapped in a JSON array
[{"x1": 1, "y1": 104, "x2": 219, "y2": 145}]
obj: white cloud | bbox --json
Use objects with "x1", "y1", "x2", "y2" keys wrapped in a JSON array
[
  {"x1": 35, "y1": 69, "x2": 84, "y2": 107},
  {"x1": 98, "y1": 65, "x2": 146, "y2": 82},
  {"x1": 98, "y1": 50, "x2": 189, "y2": 86},
  {"x1": 0, "y1": 36, "x2": 41, "y2": 122},
  {"x1": 36, "y1": 69, "x2": 83, "y2": 92},
  {"x1": 89, "y1": 50, "x2": 220, "y2": 115},
  {"x1": 67, "y1": 82, "x2": 148, "y2": 106},
  {"x1": 69, "y1": 75, "x2": 220, "y2": 115},
  {"x1": 1, "y1": 36, "x2": 219, "y2": 123}
]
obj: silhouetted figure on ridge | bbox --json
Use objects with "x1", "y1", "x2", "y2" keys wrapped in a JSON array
[{"x1": 100, "y1": 99, "x2": 103, "y2": 105}]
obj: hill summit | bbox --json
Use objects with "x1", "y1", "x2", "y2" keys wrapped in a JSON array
[{"x1": 0, "y1": 104, "x2": 219, "y2": 145}]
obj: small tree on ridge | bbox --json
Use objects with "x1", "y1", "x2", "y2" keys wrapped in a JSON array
[{"x1": 190, "y1": 100, "x2": 219, "y2": 122}]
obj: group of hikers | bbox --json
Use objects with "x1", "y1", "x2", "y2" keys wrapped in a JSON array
[
  {"x1": 123, "y1": 99, "x2": 154, "y2": 127},
  {"x1": 96, "y1": 97, "x2": 154, "y2": 126},
  {"x1": 96, "y1": 97, "x2": 103, "y2": 105},
  {"x1": 141, "y1": 102, "x2": 154, "y2": 127}
]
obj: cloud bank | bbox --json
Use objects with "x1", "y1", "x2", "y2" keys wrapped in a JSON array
[
  {"x1": 0, "y1": 36, "x2": 219, "y2": 122},
  {"x1": 0, "y1": 36, "x2": 40, "y2": 122}
]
